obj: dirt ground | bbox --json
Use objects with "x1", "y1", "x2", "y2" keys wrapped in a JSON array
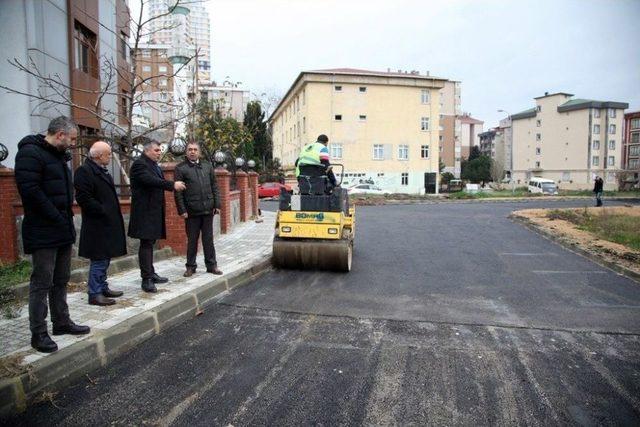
[{"x1": 512, "y1": 206, "x2": 640, "y2": 276}]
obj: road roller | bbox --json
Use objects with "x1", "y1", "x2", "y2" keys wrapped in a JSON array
[{"x1": 272, "y1": 170, "x2": 355, "y2": 272}]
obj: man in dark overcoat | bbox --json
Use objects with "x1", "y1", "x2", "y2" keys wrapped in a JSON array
[
  {"x1": 14, "y1": 116, "x2": 90, "y2": 353},
  {"x1": 74, "y1": 141, "x2": 126, "y2": 306},
  {"x1": 128, "y1": 140, "x2": 185, "y2": 292}
]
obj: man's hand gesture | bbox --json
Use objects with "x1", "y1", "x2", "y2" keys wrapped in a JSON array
[{"x1": 174, "y1": 181, "x2": 186, "y2": 191}]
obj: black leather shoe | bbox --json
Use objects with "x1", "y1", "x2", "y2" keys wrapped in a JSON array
[
  {"x1": 89, "y1": 294, "x2": 116, "y2": 306},
  {"x1": 103, "y1": 287, "x2": 123, "y2": 298},
  {"x1": 141, "y1": 278, "x2": 158, "y2": 293},
  {"x1": 52, "y1": 322, "x2": 91, "y2": 336},
  {"x1": 152, "y1": 273, "x2": 169, "y2": 284},
  {"x1": 206, "y1": 267, "x2": 223, "y2": 275},
  {"x1": 31, "y1": 332, "x2": 58, "y2": 353}
]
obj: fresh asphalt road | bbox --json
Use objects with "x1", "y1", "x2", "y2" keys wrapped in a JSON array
[{"x1": 6, "y1": 199, "x2": 640, "y2": 426}]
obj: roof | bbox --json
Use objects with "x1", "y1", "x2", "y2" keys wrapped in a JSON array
[
  {"x1": 510, "y1": 108, "x2": 537, "y2": 120},
  {"x1": 557, "y1": 98, "x2": 629, "y2": 112},
  {"x1": 533, "y1": 92, "x2": 574, "y2": 99},
  {"x1": 268, "y1": 68, "x2": 449, "y2": 121},
  {"x1": 457, "y1": 115, "x2": 483, "y2": 124}
]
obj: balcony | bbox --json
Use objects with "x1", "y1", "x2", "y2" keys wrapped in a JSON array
[{"x1": 167, "y1": 46, "x2": 195, "y2": 66}]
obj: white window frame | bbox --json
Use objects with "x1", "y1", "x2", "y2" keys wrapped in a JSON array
[
  {"x1": 421, "y1": 89, "x2": 430, "y2": 104},
  {"x1": 401, "y1": 172, "x2": 409, "y2": 186},
  {"x1": 592, "y1": 155, "x2": 599, "y2": 166},
  {"x1": 330, "y1": 144, "x2": 343, "y2": 160},
  {"x1": 536, "y1": 147, "x2": 541, "y2": 155},
  {"x1": 373, "y1": 144, "x2": 384, "y2": 160},
  {"x1": 608, "y1": 140, "x2": 615, "y2": 150},
  {"x1": 609, "y1": 124, "x2": 616, "y2": 134},
  {"x1": 608, "y1": 108, "x2": 616, "y2": 118},
  {"x1": 593, "y1": 124, "x2": 600, "y2": 134},
  {"x1": 608, "y1": 156, "x2": 615, "y2": 166},
  {"x1": 420, "y1": 145, "x2": 429, "y2": 159},
  {"x1": 158, "y1": 65, "x2": 167, "y2": 73},
  {"x1": 142, "y1": 65, "x2": 151, "y2": 72},
  {"x1": 420, "y1": 117, "x2": 429, "y2": 131},
  {"x1": 159, "y1": 79, "x2": 167, "y2": 87},
  {"x1": 593, "y1": 109, "x2": 600, "y2": 118},
  {"x1": 398, "y1": 145, "x2": 409, "y2": 160},
  {"x1": 592, "y1": 140, "x2": 600, "y2": 150}
]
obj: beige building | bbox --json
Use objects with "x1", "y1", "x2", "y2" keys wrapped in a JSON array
[
  {"x1": 199, "y1": 84, "x2": 250, "y2": 121},
  {"x1": 511, "y1": 92, "x2": 628, "y2": 190},
  {"x1": 439, "y1": 81, "x2": 463, "y2": 177},
  {"x1": 458, "y1": 114, "x2": 484, "y2": 159},
  {"x1": 269, "y1": 68, "x2": 447, "y2": 194}
]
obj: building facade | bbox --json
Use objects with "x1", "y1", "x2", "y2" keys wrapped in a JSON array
[
  {"x1": 458, "y1": 113, "x2": 484, "y2": 160},
  {"x1": 0, "y1": 0, "x2": 130, "y2": 168},
  {"x1": 270, "y1": 68, "x2": 446, "y2": 194},
  {"x1": 199, "y1": 84, "x2": 250, "y2": 121},
  {"x1": 439, "y1": 81, "x2": 463, "y2": 177},
  {"x1": 623, "y1": 111, "x2": 640, "y2": 185},
  {"x1": 511, "y1": 93, "x2": 628, "y2": 190},
  {"x1": 146, "y1": 0, "x2": 211, "y2": 84}
]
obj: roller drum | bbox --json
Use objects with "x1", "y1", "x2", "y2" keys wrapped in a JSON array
[{"x1": 272, "y1": 237, "x2": 352, "y2": 272}]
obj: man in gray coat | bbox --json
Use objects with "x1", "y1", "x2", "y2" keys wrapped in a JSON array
[{"x1": 174, "y1": 142, "x2": 222, "y2": 277}]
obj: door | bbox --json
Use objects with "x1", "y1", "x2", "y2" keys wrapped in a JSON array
[{"x1": 424, "y1": 172, "x2": 437, "y2": 194}]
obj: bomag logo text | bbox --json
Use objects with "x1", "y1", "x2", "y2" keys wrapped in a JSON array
[{"x1": 295, "y1": 212, "x2": 325, "y2": 221}]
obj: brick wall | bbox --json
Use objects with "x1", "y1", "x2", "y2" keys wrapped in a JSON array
[{"x1": 0, "y1": 168, "x2": 19, "y2": 263}]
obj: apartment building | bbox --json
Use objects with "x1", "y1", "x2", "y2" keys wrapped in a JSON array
[
  {"x1": 623, "y1": 111, "x2": 640, "y2": 183},
  {"x1": 458, "y1": 113, "x2": 484, "y2": 159},
  {"x1": 269, "y1": 68, "x2": 446, "y2": 194},
  {"x1": 0, "y1": 0, "x2": 130, "y2": 168},
  {"x1": 199, "y1": 84, "x2": 250, "y2": 121},
  {"x1": 146, "y1": 0, "x2": 211, "y2": 84},
  {"x1": 479, "y1": 120, "x2": 511, "y2": 178},
  {"x1": 511, "y1": 92, "x2": 628, "y2": 190},
  {"x1": 439, "y1": 81, "x2": 463, "y2": 177}
]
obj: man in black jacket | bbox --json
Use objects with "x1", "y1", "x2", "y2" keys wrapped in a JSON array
[
  {"x1": 175, "y1": 142, "x2": 222, "y2": 277},
  {"x1": 14, "y1": 116, "x2": 90, "y2": 353},
  {"x1": 74, "y1": 141, "x2": 126, "y2": 306},
  {"x1": 128, "y1": 141, "x2": 185, "y2": 292},
  {"x1": 593, "y1": 175, "x2": 604, "y2": 207}
]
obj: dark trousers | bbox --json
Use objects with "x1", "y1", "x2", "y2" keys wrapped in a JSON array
[
  {"x1": 595, "y1": 191, "x2": 603, "y2": 206},
  {"x1": 88, "y1": 259, "x2": 110, "y2": 296},
  {"x1": 29, "y1": 245, "x2": 72, "y2": 334},
  {"x1": 185, "y1": 214, "x2": 217, "y2": 269},
  {"x1": 138, "y1": 239, "x2": 156, "y2": 279}
]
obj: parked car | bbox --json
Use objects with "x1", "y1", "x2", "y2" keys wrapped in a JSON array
[
  {"x1": 347, "y1": 183, "x2": 386, "y2": 195},
  {"x1": 258, "y1": 182, "x2": 292, "y2": 198},
  {"x1": 527, "y1": 177, "x2": 558, "y2": 195}
]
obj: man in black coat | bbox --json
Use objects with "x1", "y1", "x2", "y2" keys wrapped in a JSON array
[
  {"x1": 14, "y1": 116, "x2": 90, "y2": 353},
  {"x1": 593, "y1": 175, "x2": 604, "y2": 207},
  {"x1": 74, "y1": 141, "x2": 126, "y2": 306},
  {"x1": 128, "y1": 140, "x2": 185, "y2": 292},
  {"x1": 175, "y1": 142, "x2": 223, "y2": 277}
]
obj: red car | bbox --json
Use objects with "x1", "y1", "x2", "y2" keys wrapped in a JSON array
[{"x1": 258, "y1": 182, "x2": 292, "y2": 198}]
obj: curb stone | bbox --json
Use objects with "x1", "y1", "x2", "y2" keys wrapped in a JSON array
[
  {"x1": 510, "y1": 214, "x2": 640, "y2": 283},
  {"x1": 0, "y1": 254, "x2": 273, "y2": 418}
]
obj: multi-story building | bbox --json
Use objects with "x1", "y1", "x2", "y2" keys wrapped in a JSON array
[
  {"x1": 511, "y1": 92, "x2": 628, "y2": 190},
  {"x1": 439, "y1": 81, "x2": 462, "y2": 177},
  {"x1": 269, "y1": 68, "x2": 446, "y2": 194},
  {"x1": 0, "y1": 0, "x2": 130, "y2": 169},
  {"x1": 146, "y1": 0, "x2": 211, "y2": 84},
  {"x1": 499, "y1": 117, "x2": 513, "y2": 177},
  {"x1": 623, "y1": 111, "x2": 640, "y2": 184},
  {"x1": 458, "y1": 113, "x2": 484, "y2": 160},
  {"x1": 199, "y1": 84, "x2": 250, "y2": 121},
  {"x1": 479, "y1": 128, "x2": 497, "y2": 158}
]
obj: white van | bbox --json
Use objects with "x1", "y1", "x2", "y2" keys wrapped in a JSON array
[{"x1": 528, "y1": 177, "x2": 558, "y2": 195}]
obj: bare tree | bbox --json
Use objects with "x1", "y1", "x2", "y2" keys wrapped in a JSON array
[
  {"x1": 490, "y1": 158, "x2": 505, "y2": 188},
  {"x1": 0, "y1": 0, "x2": 202, "y2": 177}
]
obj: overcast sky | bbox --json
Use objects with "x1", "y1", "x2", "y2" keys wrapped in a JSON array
[{"x1": 204, "y1": 0, "x2": 639, "y2": 127}]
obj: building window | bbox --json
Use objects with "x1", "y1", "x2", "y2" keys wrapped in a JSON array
[
  {"x1": 159, "y1": 65, "x2": 167, "y2": 73},
  {"x1": 373, "y1": 144, "x2": 384, "y2": 160},
  {"x1": 74, "y1": 21, "x2": 98, "y2": 78},
  {"x1": 303, "y1": 117, "x2": 306, "y2": 133},
  {"x1": 439, "y1": 135, "x2": 443, "y2": 142},
  {"x1": 609, "y1": 124, "x2": 616, "y2": 134},
  {"x1": 536, "y1": 105, "x2": 541, "y2": 112},
  {"x1": 302, "y1": 89, "x2": 306, "y2": 105},
  {"x1": 536, "y1": 119, "x2": 541, "y2": 127},
  {"x1": 421, "y1": 145, "x2": 429, "y2": 158},
  {"x1": 334, "y1": 114, "x2": 342, "y2": 121},
  {"x1": 609, "y1": 140, "x2": 615, "y2": 150},
  {"x1": 629, "y1": 159, "x2": 639, "y2": 169},
  {"x1": 359, "y1": 115, "x2": 367, "y2": 121},
  {"x1": 142, "y1": 49, "x2": 151, "y2": 58},
  {"x1": 608, "y1": 108, "x2": 616, "y2": 118},
  {"x1": 632, "y1": 133, "x2": 640, "y2": 144},
  {"x1": 608, "y1": 156, "x2": 615, "y2": 166},
  {"x1": 535, "y1": 161, "x2": 541, "y2": 168},
  {"x1": 398, "y1": 145, "x2": 409, "y2": 160},
  {"x1": 334, "y1": 85, "x2": 342, "y2": 92},
  {"x1": 159, "y1": 79, "x2": 167, "y2": 87},
  {"x1": 631, "y1": 118, "x2": 640, "y2": 129},
  {"x1": 401, "y1": 172, "x2": 408, "y2": 186},
  {"x1": 330, "y1": 144, "x2": 343, "y2": 159},
  {"x1": 593, "y1": 109, "x2": 600, "y2": 118},
  {"x1": 562, "y1": 171, "x2": 570, "y2": 181},
  {"x1": 536, "y1": 133, "x2": 541, "y2": 141},
  {"x1": 593, "y1": 124, "x2": 600, "y2": 134},
  {"x1": 536, "y1": 147, "x2": 541, "y2": 155},
  {"x1": 421, "y1": 117, "x2": 429, "y2": 131},
  {"x1": 421, "y1": 89, "x2": 430, "y2": 104},
  {"x1": 142, "y1": 65, "x2": 151, "y2": 72},
  {"x1": 160, "y1": 92, "x2": 168, "y2": 101},
  {"x1": 119, "y1": 32, "x2": 128, "y2": 61},
  {"x1": 630, "y1": 145, "x2": 640, "y2": 156},
  {"x1": 359, "y1": 86, "x2": 367, "y2": 93},
  {"x1": 592, "y1": 155, "x2": 599, "y2": 166}
]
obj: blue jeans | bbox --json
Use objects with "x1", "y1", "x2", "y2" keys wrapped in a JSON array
[{"x1": 88, "y1": 259, "x2": 110, "y2": 296}]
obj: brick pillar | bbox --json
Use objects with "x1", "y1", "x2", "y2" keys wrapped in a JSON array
[
  {"x1": 237, "y1": 170, "x2": 249, "y2": 222},
  {"x1": 248, "y1": 171, "x2": 259, "y2": 217},
  {"x1": 215, "y1": 168, "x2": 231, "y2": 234},
  {"x1": 0, "y1": 168, "x2": 19, "y2": 263},
  {"x1": 158, "y1": 162, "x2": 187, "y2": 255}
]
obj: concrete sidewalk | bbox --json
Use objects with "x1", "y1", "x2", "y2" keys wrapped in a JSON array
[{"x1": 0, "y1": 212, "x2": 275, "y2": 416}]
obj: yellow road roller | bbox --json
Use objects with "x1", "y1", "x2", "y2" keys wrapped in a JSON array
[{"x1": 272, "y1": 172, "x2": 355, "y2": 272}]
